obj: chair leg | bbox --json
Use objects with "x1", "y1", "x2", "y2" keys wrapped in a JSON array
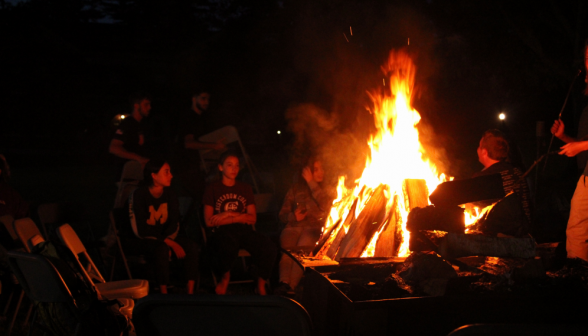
[
  {"x1": 2, "y1": 290, "x2": 14, "y2": 316},
  {"x1": 109, "y1": 255, "x2": 117, "y2": 281},
  {"x1": 241, "y1": 256, "x2": 248, "y2": 271},
  {"x1": 27, "y1": 306, "x2": 38, "y2": 336},
  {"x1": 7, "y1": 290, "x2": 24, "y2": 336},
  {"x1": 22, "y1": 302, "x2": 33, "y2": 328}
]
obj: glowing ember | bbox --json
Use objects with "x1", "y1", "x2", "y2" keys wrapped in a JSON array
[{"x1": 318, "y1": 50, "x2": 460, "y2": 259}]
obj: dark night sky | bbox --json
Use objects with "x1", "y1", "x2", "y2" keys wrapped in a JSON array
[{"x1": 1, "y1": 0, "x2": 587, "y2": 197}]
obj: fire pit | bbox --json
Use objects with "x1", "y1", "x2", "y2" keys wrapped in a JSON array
[
  {"x1": 289, "y1": 50, "x2": 588, "y2": 335},
  {"x1": 298, "y1": 255, "x2": 588, "y2": 336}
]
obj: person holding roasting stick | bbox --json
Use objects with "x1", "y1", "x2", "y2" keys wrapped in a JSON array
[{"x1": 550, "y1": 42, "x2": 588, "y2": 263}]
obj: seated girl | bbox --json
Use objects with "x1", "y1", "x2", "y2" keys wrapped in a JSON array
[
  {"x1": 275, "y1": 156, "x2": 334, "y2": 295},
  {"x1": 203, "y1": 152, "x2": 276, "y2": 295},
  {"x1": 127, "y1": 159, "x2": 199, "y2": 294}
]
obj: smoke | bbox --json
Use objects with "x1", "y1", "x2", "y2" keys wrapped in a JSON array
[{"x1": 285, "y1": 103, "x2": 369, "y2": 186}]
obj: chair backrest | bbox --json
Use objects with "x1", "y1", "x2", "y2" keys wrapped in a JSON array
[
  {"x1": 7, "y1": 251, "x2": 76, "y2": 305},
  {"x1": 37, "y1": 202, "x2": 88, "y2": 239},
  {"x1": 133, "y1": 294, "x2": 313, "y2": 336},
  {"x1": 114, "y1": 161, "x2": 143, "y2": 208},
  {"x1": 57, "y1": 224, "x2": 106, "y2": 284},
  {"x1": 13, "y1": 217, "x2": 44, "y2": 253},
  {"x1": 0, "y1": 214, "x2": 17, "y2": 241},
  {"x1": 120, "y1": 160, "x2": 144, "y2": 182},
  {"x1": 198, "y1": 125, "x2": 260, "y2": 193}
]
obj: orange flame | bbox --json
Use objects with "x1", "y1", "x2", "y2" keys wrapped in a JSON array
[{"x1": 320, "y1": 50, "x2": 454, "y2": 259}]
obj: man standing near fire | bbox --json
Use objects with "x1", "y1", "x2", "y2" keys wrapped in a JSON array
[
  {"x1": 550, "y1": 41, "x2": 588, "y2": 263},
  {"x1": 471, "y1": 129, "x2": 532, "y2": 237},
  {"x1": 175, "y1": 88, "x2": 226, "y2": 200},
  {"x1": 109, "y1": 92, "x2": 152, "y2": 177}
]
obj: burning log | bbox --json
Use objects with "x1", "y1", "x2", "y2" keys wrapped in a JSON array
[
  {"x1": 373, "y1": 195, "x2": 399, "y2": 257},
  {"x1": 437, "y1": 233, "x2": 536, "y2": 259},
  {"x1": 312, "y1": 218, "x2": 341, "y2": 256},
  {"x1": 335, "y1": 185, "x2": 388, "y2": 261},
  {"x1": 314, "y1": 198, "x2": 358, "y2": 259},
  {"x1": 403, "y1": 179, "x2": 429, "y2": 209},
  {"x1": 429, "y1": 174, "x2": 504, "y2": 207}
]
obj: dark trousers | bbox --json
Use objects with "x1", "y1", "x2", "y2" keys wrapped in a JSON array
[
  {"x1": 209, "y1": 224, "x2": 276, "y2": 280},
  {"x1": 123, "y1": 236, "x2": 199, "y2": 286}
]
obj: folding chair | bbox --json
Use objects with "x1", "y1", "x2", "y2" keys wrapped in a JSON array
[
  {"x1": 13, "y1": 218, "x2": 44, "y2": 253},
  {"x1": 114, "y1": 160, "x2": 143, "y2": 209},
  {"x1": 37, "y1": 202, "x2": 91, "y2": 241},
  {"x1": 6, "y1": 251, "x2": 82, "y2": 336},
  {"x1": 133, "y1": 294, "x2": 312, "y2": 336},
  {"x1": 56, "y1": 224, "x2": 149, "y2": 300},
  {"x1": 7, "y1": 251, "x2": 135, "y2": 334},
  {"x1": 198, "y1": 214, "x2": 254, "y2": 286},
  {"x1": 1, "y1": 215, "x2": 28, "y2": 336},
  {"x1": 107, "y1": 208, "x2": 148, "y2": 281},
  {"x1": 0, "y1": 215, "x2": 18, "y2": 247},
  {"x1": 7, "y1": 218, "x2": 45, "y2": 334},
  {"x1": 198, "y1": 125, "x2": 262, "y2": 193}
]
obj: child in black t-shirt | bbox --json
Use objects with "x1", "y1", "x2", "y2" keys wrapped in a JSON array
[
  {"x1": 203, "y1": 152, "x2": 276, "y2": 295},
  {"x1": 127, "y1": 159, "x2": 199, "y2": 294}
]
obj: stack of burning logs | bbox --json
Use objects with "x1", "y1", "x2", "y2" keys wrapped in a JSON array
[
  {"x1": 304, "y1": 173, "x2": 553, "y2": 299},
  {"x1": 311, "y1": 173, "x2": 535, "y2": 263}
]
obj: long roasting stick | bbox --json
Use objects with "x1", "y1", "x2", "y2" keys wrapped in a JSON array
[{"x1": 543, "y1": 69, "x2": 582, "y2": 171}]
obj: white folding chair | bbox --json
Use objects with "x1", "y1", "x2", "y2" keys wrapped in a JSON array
[{"x1": 56, "y1": 224, "x2": 149, "y2": 300}]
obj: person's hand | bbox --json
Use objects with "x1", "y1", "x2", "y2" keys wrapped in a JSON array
[
  {"x1": 551, "y1": 119, "x2": 565, "y2": 139},
  {"x1": 165, "y1": 239, "x2": 186, "y2": 259},
  {"x1": 294, "y1": 208, "x2": 307, "y2": 222},
  {"x1": 302, "y1": 166, "x2": 313, "y2": 184},
  {"x1": 560, "y1": 141, "x2": 588, "y2": 157},
  {"x1": 210, "y1": 211, "x2": 236, "y2": 226}
]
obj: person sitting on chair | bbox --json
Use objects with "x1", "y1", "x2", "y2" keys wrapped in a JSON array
[
  {"x1": 203, "y1": 151, "x2": 276, "y2": 295},
  {"x1": 275, "y1": 156, "x2": 334, "y2": 296},
  {"x1": 127, "y1": 159, "x2": 200, "y2": 294}
]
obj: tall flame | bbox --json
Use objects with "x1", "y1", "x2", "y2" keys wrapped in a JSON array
[{"x1": 320, "y1": 50, "x2": 451, "y2": 259}]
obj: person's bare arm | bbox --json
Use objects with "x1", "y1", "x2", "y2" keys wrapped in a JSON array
[
  {"x1": 109, "y1": 139, "x2": 149, "y2": 164},
  {"x1": 560, "y1": 141, "x2": 588, "y2": 157},
  {"x1": 204, "y1": 204, "x2": 257, "y2": 227},
  {"x1": 184, "y1": 134, "x2": 226, "y2": 151},
  {"x1": 551, "y1": 119, "x2": 577, "y2": 144}
]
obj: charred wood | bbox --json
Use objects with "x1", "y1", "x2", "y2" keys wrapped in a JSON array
[
  {"x1": 312, "y1": 218, "x2": 341, "y2": 256},
  {"x1": 315, "y1": 198, "x2": 358, "y2": 259},
  {"x1": 335, "y1": 185, "x2": 388, "y2": 261}
]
